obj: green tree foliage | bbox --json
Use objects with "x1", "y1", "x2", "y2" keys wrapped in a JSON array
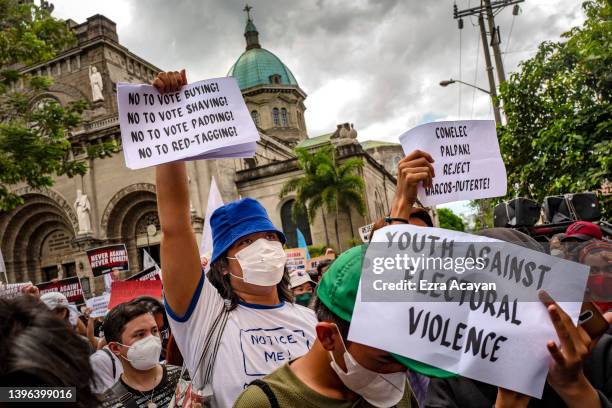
[
  {"x1": 498, "y1": 0, "x2": 611, "y2": 218},
  {"x1": 0, "y1": 0, "x2": 117, "y2": 211},
  {"x1": 437, "y1": 207, "x2": 465, "y2": 232},
  {"x1": 280, "y1": 145, "x2": 365, "y2": 251}
]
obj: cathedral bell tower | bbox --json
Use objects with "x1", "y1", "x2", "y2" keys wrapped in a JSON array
[{"x1": 227, "y1": 5, "x2": 308, "y2": 146}]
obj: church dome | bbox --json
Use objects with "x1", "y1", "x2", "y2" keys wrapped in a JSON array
[
  {"x1": 227, "y1": 7, "x2": 299, "y2": 90},
  {"x1": 228, "y1": 48, "x2": 299, "y2": 90}
]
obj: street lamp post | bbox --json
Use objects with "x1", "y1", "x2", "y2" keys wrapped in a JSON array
[{"x1": 439, "y1": 78, "x2": 502, "y2": 127}]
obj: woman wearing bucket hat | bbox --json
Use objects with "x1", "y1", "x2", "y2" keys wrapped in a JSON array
[{"x1": 153, "y1": 70, "x2": 435, "y2": 407}]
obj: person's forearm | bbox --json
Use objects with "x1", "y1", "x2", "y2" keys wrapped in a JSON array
[
  {"x1": 389, "y1": 196, "x2": 414, "y2": 220},
  {"x1": 156, "y1": 161, "x2": 202, "y2": 316},
  {"x1": 156, "y1": 162, "x2": 191, "y2": 234},
  {"x1": 554, "y1": 374, "x2": 601, "y2": 408}
]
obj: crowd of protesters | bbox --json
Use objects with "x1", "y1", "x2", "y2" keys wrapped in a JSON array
[{"x1": 0, "y1": 70, "x2": 610, "y2": 408}]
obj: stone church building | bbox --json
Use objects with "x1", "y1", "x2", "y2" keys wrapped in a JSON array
[{"x1": 0, "y1": 11, "x2": 409, "y2": 296}]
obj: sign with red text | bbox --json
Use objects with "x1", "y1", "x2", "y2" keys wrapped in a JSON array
[
  {"x1": 285, "y1": 248, "x2": 307, "y2": 273},
  {"x1": 37, "y1": 276, "x2": 85, "y2": 304},
  {"x1": 87, "y1": 244, "x2": 129, "y2": 277},
  {"x1": 117, "y1": 77, "x2": 259, "y2": 169},
  {"x1": 399, "y1": 120, "x2": 507, "y2": 206},
  {"x1": 108, "y1": 280, "x2": 163, "y2": 309}
]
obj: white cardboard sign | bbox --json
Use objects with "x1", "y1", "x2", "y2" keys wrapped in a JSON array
[
  {"x1": 399, "y1": 120, "x2": 507, "y2": 206},
  {"x1": 359, "y1": 223, "x2": 374, "y2": 243},
  {"x1": 85, "y1": 293, "x2": 111, "y2": 318},
  {"x1": 349, "y1": 224, "x2": 589, "y2": 398},
  {"x1": 117, "y1": 77, "x2": 259, "y2": 169}
]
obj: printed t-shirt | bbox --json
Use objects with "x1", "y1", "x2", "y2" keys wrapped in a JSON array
[
  {"x1": 166, "y1": 274, "x2": 317, "y2": 408},
  {"x1": 100, "y1": 364, "x2": 182, "y2": 408}
]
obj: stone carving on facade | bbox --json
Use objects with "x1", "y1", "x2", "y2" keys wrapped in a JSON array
[
  {"x1": 74, "y1": 189, "x2": 92, "y2": 234},
  {"x1": 89, "y1": 66, "x2": 104, "y2": 101},
  {"x1": 100, "y1": 183, "x2": 157, "y2": 235},
  {"x1": 7, "y1": 187, "x2": 79, "y2": 234},
  {"x1": 331, "y1": 122, "x2": 359, "y2": 146}
]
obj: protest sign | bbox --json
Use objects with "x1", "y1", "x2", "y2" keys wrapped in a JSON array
[
  {"x1": 126, "y1": 266, "x2": 161, "y2": 281},
  {"x1": 358, "y1": 223, "x2": 374, "y2": 243},
  {"x1": 109, "y1": 280, "x2": 163, "y2": 309},
  {"x1": 285, "y1": 248, "x2": 307, "y2": 273},
  {"x1": 0, "y1": 282, "x2": 32, "y2": 299},
  {"x1": 85, "y1": 293, "x2": 111, "y2": 318},
  {"x1": 87, "y1": 244, "x2": 129, "y2": 277},
  {"x1": 307, "y1": 254, "x2": 336, "y2": 272},
  {"x1": 399, "y1": 120, "x2": 507, "y2": 206},
  {"x1": 117, "y1": 77, "x2": 259, "y2": 169},
  {"x1": 349, "y1": 224, "x2": 589, "y2": 398},
  {"x1": 37, "y1": 276, "x2": 85, "y2": 304}
]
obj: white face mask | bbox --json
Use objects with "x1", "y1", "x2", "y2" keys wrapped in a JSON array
[
  {"x1": 329, "y1": 327, "x2": 406, "y2": 407},
  {"x1": 227, "y1": 238, "x2": 287, "y2": 286},
  {"x1": 118, "y1": 335, "x2": 162, "y2": 370}
]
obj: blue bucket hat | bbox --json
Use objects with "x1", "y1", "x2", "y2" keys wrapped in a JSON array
[{"x1": 210, "y1": 198, "x2": 286, "y2": 264}]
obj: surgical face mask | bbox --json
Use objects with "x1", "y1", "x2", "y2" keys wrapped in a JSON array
[
  {"x1": 227, "y1": 239, "x2": 287, "y2": 286},
  {"x1": 295, "y1": 292, "x2": 312, "y2": 307},
  {"x1": 118, "y1": 335, "x2": 162, "y2": 370},
  {"x1": 328, "y1": 326, "x2": 406, "y2": 407}
]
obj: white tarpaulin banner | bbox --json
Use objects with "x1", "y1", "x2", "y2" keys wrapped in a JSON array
[
  {"x1": 399, "y1": 120, "x2": 507, "y2": 206},
  {"x1": 349, "y1": 224, "x2": 589, "y2": 398},
  {"x1": 117, "y1": 77, "x2": 259, "y2": 169}
]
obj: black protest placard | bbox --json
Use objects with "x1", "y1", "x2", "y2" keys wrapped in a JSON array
[
  {"x1": 87, "y1": 244, "x2": 130, "y2": 277},
  {"x1": 36, "y1": 276, "x2": 85, "y2": 304}
]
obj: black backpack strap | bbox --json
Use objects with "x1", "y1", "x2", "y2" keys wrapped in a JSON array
[
  {"x1": 102, "y1": 348, "x2": 116, "y2": 379},
  {"x1": 249, "y1": 379, "x2": 280, "y2": 408}
]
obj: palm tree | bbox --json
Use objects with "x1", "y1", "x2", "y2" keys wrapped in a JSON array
[{"x1": 280, "y1": 145, "x2": 366, "y2": 251}]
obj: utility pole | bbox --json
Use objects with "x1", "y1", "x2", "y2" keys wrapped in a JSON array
[
  {"x1": 483, "y1": 0, "x2": 506, "y2": 84},
  {"x1": 478, "y1": 13, "x2": 502, "y2": 127},
  {"x1": 453, "y1": 0, "x2": 524, "y2": 124}
]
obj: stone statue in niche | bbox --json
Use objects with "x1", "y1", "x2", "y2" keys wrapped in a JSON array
[
  {"x1": 89, "y1": 66, "x2": 104, "y2": 101},
  {"x1": 74, "y1": 190, "x2": 92, "y2": 234}
]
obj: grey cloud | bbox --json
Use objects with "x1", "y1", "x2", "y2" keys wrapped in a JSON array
[{"x1": 58, "y1": 0, "x2": 585, "y2": 140}]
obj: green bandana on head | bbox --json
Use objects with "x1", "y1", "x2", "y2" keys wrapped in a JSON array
[{"x1": 316, "y1": 244, "x2": 457, "y2": 379}]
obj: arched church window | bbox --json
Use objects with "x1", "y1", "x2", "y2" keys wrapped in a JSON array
[
  {"x1": 272, "y1": 108, "x2": 280, "y2": 126},
  {"x1": 297, "y1": 112, "x2": 302, "y2": 130},
  {"x1": 280, "y1": 200, "x2": 312, "y2": 248},
  {"x1": 281, "y1": 108, "x2": 288, "y2": 127},
  {"x1": 269, "y1": 74, "x2": 281, "y2": 84},
  {"x1": 251, "y1": 110, "x2": 260, "y2": 126}
]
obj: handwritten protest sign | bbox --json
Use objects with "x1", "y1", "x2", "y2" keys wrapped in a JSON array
[
  {"x1": 349, "y1": 224, "x2": 589, "y2": 398},
  {"x1": 285, "y1": 248, "x2": 307, "y2": 273},
  {"x1": 359, "y1": 223, "x2": 374, "y2": 243},
  {"x1": 85, "y1": 293, "x2": 111, "y2": 318},
  {"x1": 399, "y1": 120, "x2": 507, "y2": 206},
  {"x1": 126, "y1": 266, "x2": 161, "y2": 281},
  {"x1": 109, "y1": 280, "x2": 162, "y2": 309},
  {"x1": 37, "y1": 276, "x2": 85, "y2": 304},
  {"x1": 0, "y1": 282, "x2": 32, "y2": 299},
  {"x1": 87, "y1": 244, "x2": 129, "y2": 277},
  {"x1": 117, "y1": 77, "x2": 259, "y2": 169},
  {"x1": 306, "y1": 254, "x2": 336, "y2": 273}
]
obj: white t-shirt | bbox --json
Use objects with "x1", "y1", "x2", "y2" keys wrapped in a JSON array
[
  {"x1": 166, "y1": 275, "x2": 317, "y2": 408},
  {"x1": 90, "y1": 346, "x2": 123, "y2": 394}
]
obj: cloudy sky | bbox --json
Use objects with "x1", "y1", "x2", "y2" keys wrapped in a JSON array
[{"x1": 53, "y1": 0, "x2": 585, "y2": 217}]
